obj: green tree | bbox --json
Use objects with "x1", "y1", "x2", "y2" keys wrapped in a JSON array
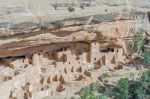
[
  {"x1": 133, "y1": 36, "x2": 144, "y2": 53},
  {"x1": 140, "y1": 71, "x2": 150, "y2": 94},
  {"x1": 98, "y1": 95, "x2": 108, "y2": 99},
  {"x1": 81, "y1": 93, "x2": 96, "y2": 99},
  {"x1": 80, "y1": 86, "x2": 91, "y2": 96},
  {"x1": 129, "y1": 81, "x2": 145, "y2": 99},
  {"x1": 114, "y1": 78, "x2": 129, "y2": 99},
  {"x1": 143, "y1": 52, "x2": 150, "y2": 64},
  {"x1": 97, "y1": 85, "x2": 106, "y2": 94},
  {"x1": 90, "y1": 82, "x2": 99, "y2": 92},
  {"x1": 129, "y1": 71, "x2": 150, "y2": 99}
]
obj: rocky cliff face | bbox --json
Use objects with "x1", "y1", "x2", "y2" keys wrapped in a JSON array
[
  {"x1": 0, "y1": 0, "x2": 149, "y2": 57},
  {"x1": 0, "y1": 1, "x2": 149, "y2": 99}
]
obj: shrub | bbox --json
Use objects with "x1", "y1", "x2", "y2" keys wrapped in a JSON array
[
  {"x1": 114, "y1": 78, "x2": 129, "y2": 99},
  {"x1": 97, "y1": 86, "x2": 106, "y2": 94},
  {"x1": 140, "y1": 71, "x2": 150, "y2": 94},
  {"x1": 90, "y1": 82, "x2": 99, "y2": 92},
  {"x1": 129, "y1": 71, "x2": 150, "y2": 99},
  {"x1": 143, "y1": 52, "x2": 150, "y2": 64},
  {"x1": 68, "y1": 6, "x2": 75, "y2": 12},
  {"x1": 98, "y1": 95, "x2": 108, "y2": 99},
  {"x1": 129, "y1": 81, "x2": 145, "y2": 99},
  {"x1": 80, "y1": 82, "x2": 107, "y2": 99},
  {"x1": 133, "y1": 36, "x2": 144, "y2": 53},
  {"x1": 80, "y1": 86, "x2": 91, "y2": 96},
  {"x1": 81, "y1": 93, "x2": 96, "y2": 99}
]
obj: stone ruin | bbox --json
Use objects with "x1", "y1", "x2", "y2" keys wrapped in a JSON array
[
  {"x1": 0, "y1": 36, "x2": 126, "y2": 99},
  {"x1": 0, "y1": 0, "x2": 149, "y2": 99}
]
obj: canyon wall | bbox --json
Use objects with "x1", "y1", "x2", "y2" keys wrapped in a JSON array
[{"x1": 0, "y1": 0, "x2": 149, "y2": 56}]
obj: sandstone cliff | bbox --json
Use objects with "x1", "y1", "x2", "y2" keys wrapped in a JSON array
[{"x1": 0, "y1": 0, "x2": 149, "y2": 57}]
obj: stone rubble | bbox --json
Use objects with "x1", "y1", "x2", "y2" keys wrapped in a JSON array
[{"x1": 0, "y1": 0, "x2": 149, "y2": 99}]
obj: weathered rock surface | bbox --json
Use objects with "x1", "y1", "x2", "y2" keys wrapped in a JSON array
[
  {"x1": 0, "y1": 0, "x2": 149, "y2": 56},
  {"x1": 0, "y1": 1, "x2": 149, "y2": 99}
]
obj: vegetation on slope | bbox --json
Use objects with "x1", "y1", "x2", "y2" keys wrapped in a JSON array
[
  {"x1": 133, "y1": 35, "x2": 150, "y2": 65},
  {"x1": 78, "y1": 71, "x2": 150, "y2": 99},
  {"x1": 114, "y1": 78, "x2": 129, "y2": 99},
  {"x1": 79, "y1": 82, "x2": 108, "y2": 99},
  {"x1": 143, "y1": 52, "x2": 150, "y2": 64},
  {"x1": 133, "y1": 36, "x2": 144, "y2": 54}
]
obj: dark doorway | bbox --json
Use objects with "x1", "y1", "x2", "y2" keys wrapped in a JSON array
[{"x1": 148, "y1": 12, "x2": 150, "y2": 22}]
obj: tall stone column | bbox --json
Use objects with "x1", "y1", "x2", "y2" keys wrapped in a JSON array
[
  {"x1": 89, "y1": 41, "x2": 100, "y2": 63},
  {"x1": 32, "y1": 54, "x2": 41, "y2": 74}
]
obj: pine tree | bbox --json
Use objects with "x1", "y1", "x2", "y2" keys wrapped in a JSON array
[{"x1": 114, "y1": 78, "x2": 129, "y2": 99}]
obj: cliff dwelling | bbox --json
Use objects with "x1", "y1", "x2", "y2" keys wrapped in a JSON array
[
  {"x1": 0, "y1": 33, "x2": 126, "y2": 99},
  {"x1": 0, "y1": 0, "x2": 149, "y2": 99}
]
